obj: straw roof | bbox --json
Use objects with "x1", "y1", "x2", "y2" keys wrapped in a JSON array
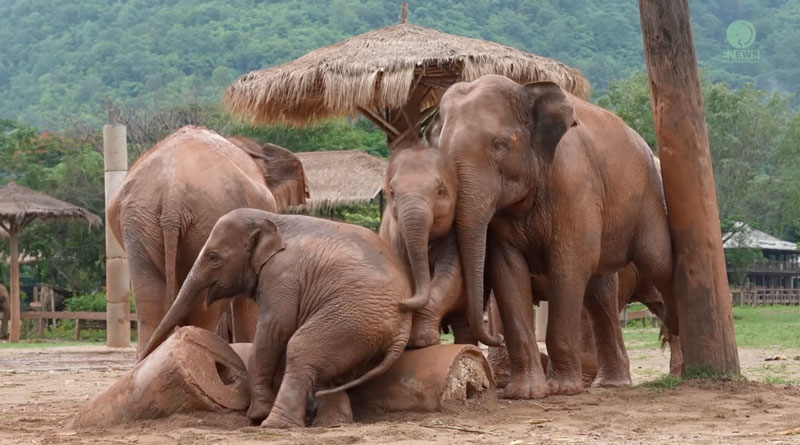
[
  {"x1": 290, "y1": 150, "x2": 387, "y2": 212},
  {"x1": 224, "y1": 22, "x2": 591, "y2": 126},
  {"x1": 0, "y1": 182, "x2": 102, "y2": 229}
]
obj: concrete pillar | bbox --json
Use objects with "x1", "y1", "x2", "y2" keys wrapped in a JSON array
[
  {"x1": 104, "y1": 124, "x2": 130, "y2": 347},
  {"x1": 535, "y1": 301, "x2": 548, "y2": 341}
]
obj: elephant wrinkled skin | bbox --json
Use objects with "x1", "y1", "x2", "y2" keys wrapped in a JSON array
[
  {"x1": 430, "y1": 75, "x2": 676, "y2": 398},
  {"x1": 140, "y1": 209, "x2": 412, "y2": 429},
  {"x1": 107, "y1": 126, "x2": 308, "y2": 358},
  {"x1": 379, "y1": 146, "x2": 474, "y2": 348}
]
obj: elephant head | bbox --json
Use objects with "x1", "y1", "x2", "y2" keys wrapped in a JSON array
[
  {"x1": 427, "y1": 75, "x2": 577, "y2": 346},
  {"x1": 139, "y1": 209, "x2": 285, "y2": 359},
  {"x1": 227, "y1": 136, "x2": 310, "y2": 211},
  {"x1": 386, "y1": 146, "x2": 457, "y2": 310}
]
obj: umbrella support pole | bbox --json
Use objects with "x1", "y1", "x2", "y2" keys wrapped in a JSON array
[{"x1": 8, "y1": 224, "x2": 20, "y2": 343}]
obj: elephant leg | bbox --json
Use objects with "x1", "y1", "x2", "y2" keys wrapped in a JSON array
[
  {"x1": 544, "y1": 258, "x2": 592, "y2": 396},
  {"x1": 632, "y1": 214, "x2": 678, "y2": 337},
  {"x1": 584, "y1": 274, "x2": 631, "y2": 388},
  {"x1": 578, "y1": 309, "x2": 598, "y2": 387},
  {"x1": 449, "y1": 310, "x2": 478, "y2": 345},
  {"x1": 127, "y1": 252, "x2": 169, "y2": 358},
  {"x1": 668, "y1": 334, "x2": 683, "y2": 376},
  {"x1": 247, "y1": 313, "x2": 294, "y2": 423},
  {"x1": 409, "y1": 243, "x2": 463, "y2": 348},
  {"x1": 489, "y1": 241, "x2": 548, "y2": 399},
  {"x1": 231, "y1": 295, "x2": 259, "y2": 342},
  {"x1": 1, "y1": 306, "x2": 8, "y2": 339}
]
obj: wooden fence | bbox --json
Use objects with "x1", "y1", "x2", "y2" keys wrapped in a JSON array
[
  {"x1": 731, "y1": 288, "x2": 800, "y2": 306},
  {"x1": 19, "y1": 311, "x2": 136, "y2": 341}
]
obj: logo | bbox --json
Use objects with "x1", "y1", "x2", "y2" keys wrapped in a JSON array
[{"x1": 722, "y1": 20, "x2": 760, "y2": 64}]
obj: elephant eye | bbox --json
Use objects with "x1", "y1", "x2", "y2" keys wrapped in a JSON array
[
  {"x1": 437, "y1": 184, "x2": 446, "y2": 198},
  {"x1": 491, "y1": 137, "x2": 509, "y2": 156},
  {"x1": 389, "y1": 188, "x2": 395, "y2": 200},
  {"x1": 207, "y1": 252, "x2": 222, "y2": 265}
]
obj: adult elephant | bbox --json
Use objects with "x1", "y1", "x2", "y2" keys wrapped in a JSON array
[
  {"x1": 428, "y1": 75, "x2": 675, "y2": 398},
  {"x1": 108, "y1": 126, "x2": 308, "y2": 357}
]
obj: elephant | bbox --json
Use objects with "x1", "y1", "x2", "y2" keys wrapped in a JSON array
[
  {"x1": 379, "y1": 145, "x2": 474, "y2": 348},
  {"x1": 107, "y1": 126, "x2": 308, "y2": 358},
  {"x1": 138, "y1": 209, "x2": 412, "y2": 428},
  {"x1": 428, "y1": 74, "x2": 675, "y2": 398},
  {"x1": 0, "y1": 283, "x2": 8, "y2": 339}
]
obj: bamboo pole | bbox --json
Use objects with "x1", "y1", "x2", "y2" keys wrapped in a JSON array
[
  {"x1": 103, "y1": 124, "x2": 131, "y2": 347},
  {"x1": 638, "y1": 0, "x2": 740, "y2": 373}
]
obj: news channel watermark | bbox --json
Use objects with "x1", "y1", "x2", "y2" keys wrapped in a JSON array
[{"x1": 722, "y1": 20, "x2": 760, "y2": 64}]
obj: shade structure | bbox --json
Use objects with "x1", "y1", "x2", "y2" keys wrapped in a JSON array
[
  {"x1": 224, "y1": 9, "x2": 591, "y2": 149},
  {"x1": 290, "y1": 150, "x2": 387, "y2": 213},
  {"x1": 0, "y1": 181, "x2": 101, "y2": 343}
]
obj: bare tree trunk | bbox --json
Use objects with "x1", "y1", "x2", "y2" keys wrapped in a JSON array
[{"x1": 638, "y1": 0, "x2": 740, "y2": 374}]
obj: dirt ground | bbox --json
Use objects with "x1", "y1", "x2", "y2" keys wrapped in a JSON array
[{"x1": 1, "y1": 344, "x2": 799, "y2": 444}]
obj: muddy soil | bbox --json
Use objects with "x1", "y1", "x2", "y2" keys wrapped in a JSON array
[{"x1": 1, "y1": 344, "x2": 799, "y2": 444}]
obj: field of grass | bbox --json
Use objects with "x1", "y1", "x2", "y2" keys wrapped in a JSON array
[{"x1": 623, "y1": 305, "x2": 800, "y2": 350}]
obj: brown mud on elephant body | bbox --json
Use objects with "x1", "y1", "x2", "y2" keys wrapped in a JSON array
[
  {"x1": 379, "y1": 146, "x2": 475, "y2": 348},
  {"x1": 430, "y1": 75, "x2": 676, "y2": 398},
  {"x1": 107, "y1": 126, "x2": 308, "y2": 358},
  {"x1": 140, "y1": 209, "x2": 412, "y2": 429}
]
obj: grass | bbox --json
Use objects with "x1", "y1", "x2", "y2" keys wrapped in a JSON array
[{"x1": 731, "y1": 305, "x2": 800, "y2": 348}]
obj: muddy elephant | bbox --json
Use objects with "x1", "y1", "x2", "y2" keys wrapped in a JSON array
[
  {"x1": 428, "y1": 75, "x2": 675, "y2": 398},
  {"x1": 0, "y1": 283, "x2": 8, "y2": 339},
  {"x1": 107, "y1": 126, "x2": 308, "y2": 357},
  {"x1": 379, "y1": 145, "x2": 475, "y2": 348},
  {"x1": 139, "y1": 209, "x2": 412, "y2": 428}
]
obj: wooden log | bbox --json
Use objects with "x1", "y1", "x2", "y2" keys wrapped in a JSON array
[
  {"x1": 349, "y1": 344, "x2": 494, "y2": 414},
  {"x1": 638, "y1": 0, "x2": 740, "y2": 373},
  {"x1": 70, "y1": 326, "x2": 248, "y2": 428}
]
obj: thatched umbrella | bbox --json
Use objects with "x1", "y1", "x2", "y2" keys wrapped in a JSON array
[
  {"x1": 224, "y1": 3, "x2": 591, "y2": 150},
  {"x1": 0, "y1": 181, "x2": 101, "y2": 343}
]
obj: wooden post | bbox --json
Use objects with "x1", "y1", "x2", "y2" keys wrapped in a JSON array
[
  {"x1": 639, "y1": 0, "x2": 740, "y2": 374},
  {"x1": 8, "y1": 223, "x2": 20, "y2": 343},
  {"x1": 104, "y1": 124, "x2": 131, "y2": 347}
]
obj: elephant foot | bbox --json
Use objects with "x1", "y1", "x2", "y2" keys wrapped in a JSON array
[
  {"x1": 500, "y1": 372, "x2": 549, "y2": 399},
  {"x1": 261, "y1": 408, "x2": 304, "y2": 429},
  {"x1": 246, "y1": 399, "x2": 272, "y2": 423},
  {"x1": 408, "y1": 317, "x2": 442, "y2": 349},
  {"x1": 312, "y1": 392, "x2": 353, "y2": 427},
  {"x1": 591, "y1": 374, "x2": 632, "y2": 388},
  {"x1": 547, "y1": 374, "x2": 584, "y2": 396}
]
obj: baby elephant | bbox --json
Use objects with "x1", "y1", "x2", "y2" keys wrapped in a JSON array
[
  {"x1": 380, "y1": 145, "x2": 473, "y2": 348},
  {"x1": 139, "y1": 209, "x2": 412, "y2": 428}
]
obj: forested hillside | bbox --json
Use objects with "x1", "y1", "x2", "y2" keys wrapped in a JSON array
[{"x1": 1, "y1": 0, "x2": 798, "y2": 128}]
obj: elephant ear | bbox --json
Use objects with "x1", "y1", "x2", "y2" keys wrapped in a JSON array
[
  {"x1": 423, "y1": 112, "x2": 443, "y2": 147},
  {"x1": 250, "y1": 219, "x2": 285, "y2": 273},
  {"x1": 522, "y1": 82, "x2": 578, "y2": 163},
  {"x1": 259, "y1": 143, "x2": 310, "y2": 212}
]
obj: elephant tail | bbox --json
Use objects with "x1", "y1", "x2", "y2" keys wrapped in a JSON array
[
  {"x1": 163, "y1": 226, "x2": 180, "y2": 304},
  {"x1": 314, "y1": 328, "x2": 409, "y2": 397}
]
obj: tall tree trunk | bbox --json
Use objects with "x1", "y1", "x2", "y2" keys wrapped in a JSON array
[
  {"x1": 9, "y1": 224, "x2": 20, "y2": 343},
  {"x1": 638, "y1": 0, "x2": 740, "y2": 373}
]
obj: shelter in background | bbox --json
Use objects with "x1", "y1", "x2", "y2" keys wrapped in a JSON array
[
  {"x1": 723, "y1": 222, "x2": 799, "y2": 289},
  {"x1": 290, "y1": 150, "x2": 387, "y2": 217},
  {"x1": 223, "y1": 3, "x2": 590, "y2": 150}
]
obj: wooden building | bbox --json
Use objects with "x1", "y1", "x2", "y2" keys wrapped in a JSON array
[{"x1": 723, "y1": 222, "x2": 799, "y2": 289}]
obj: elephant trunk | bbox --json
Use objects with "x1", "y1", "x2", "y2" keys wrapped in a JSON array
[
  {"x1": 397, "y1": 196, "x2": 433, "y2": 311},
  {"x1": 137, "y1": 262, "x2": 210, "y2": 361},
  {"x1": 454, "y1": 178, "x2": 504, "y2": 347}
]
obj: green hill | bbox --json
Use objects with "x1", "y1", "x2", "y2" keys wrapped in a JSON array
[{"x1": 1, "y1": 0, "x2": 797, "y2": 128}]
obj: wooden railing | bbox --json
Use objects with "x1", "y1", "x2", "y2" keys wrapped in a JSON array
[
  {"x1": 731, "y1": 288, "x2": 800, "y2": 306},
  {"x1": 619, "y1": 308, "x2": 657, "y2": 327},
  {"x1": 19, "y1": 311, "x2": 136, "y2": 341},
  {"x1": 746, "y1": 260, "x2": 800, "y2": 273}
]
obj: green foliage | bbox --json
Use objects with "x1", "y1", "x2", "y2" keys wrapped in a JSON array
[
  {"x1": 64, "y1": 292, "x2": 136, "y2": 313},
  {"x1": 598, "y1": 71, "x2": 800, "y2": 242},
  {"x1": 1, "y1": 1, "x2": 799, "y2": 129},
  {"x1": 725, "y1": 248, "x2": 764, "y2": 285},
  {"x1": 641, "y1": 374, "x2": 682, "y2": 392},
  {"x1": 334, "y1": 203, "x2": 382, "y2": 231}
]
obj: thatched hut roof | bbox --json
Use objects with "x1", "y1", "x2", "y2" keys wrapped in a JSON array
[
  {"x1": 0, "y1": 182, "x2": 102, "y2": 229},
  {"x1": 290, "y1": 150, "x2": 387, "y2": 212},
  {"x1": 224, "y1": 22, "x2": 591, "y2": 126}
]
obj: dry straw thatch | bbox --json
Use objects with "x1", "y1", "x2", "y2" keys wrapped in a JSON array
[
  {"x1": 0, "y1": 182, "x2": 102, "y2": 229},
  {"x1": 224, "y1": 22, "x2": 591, "y2": 126},
  {"x1": 290, "y1": 150, "x2": 387, "y2": 212}
]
